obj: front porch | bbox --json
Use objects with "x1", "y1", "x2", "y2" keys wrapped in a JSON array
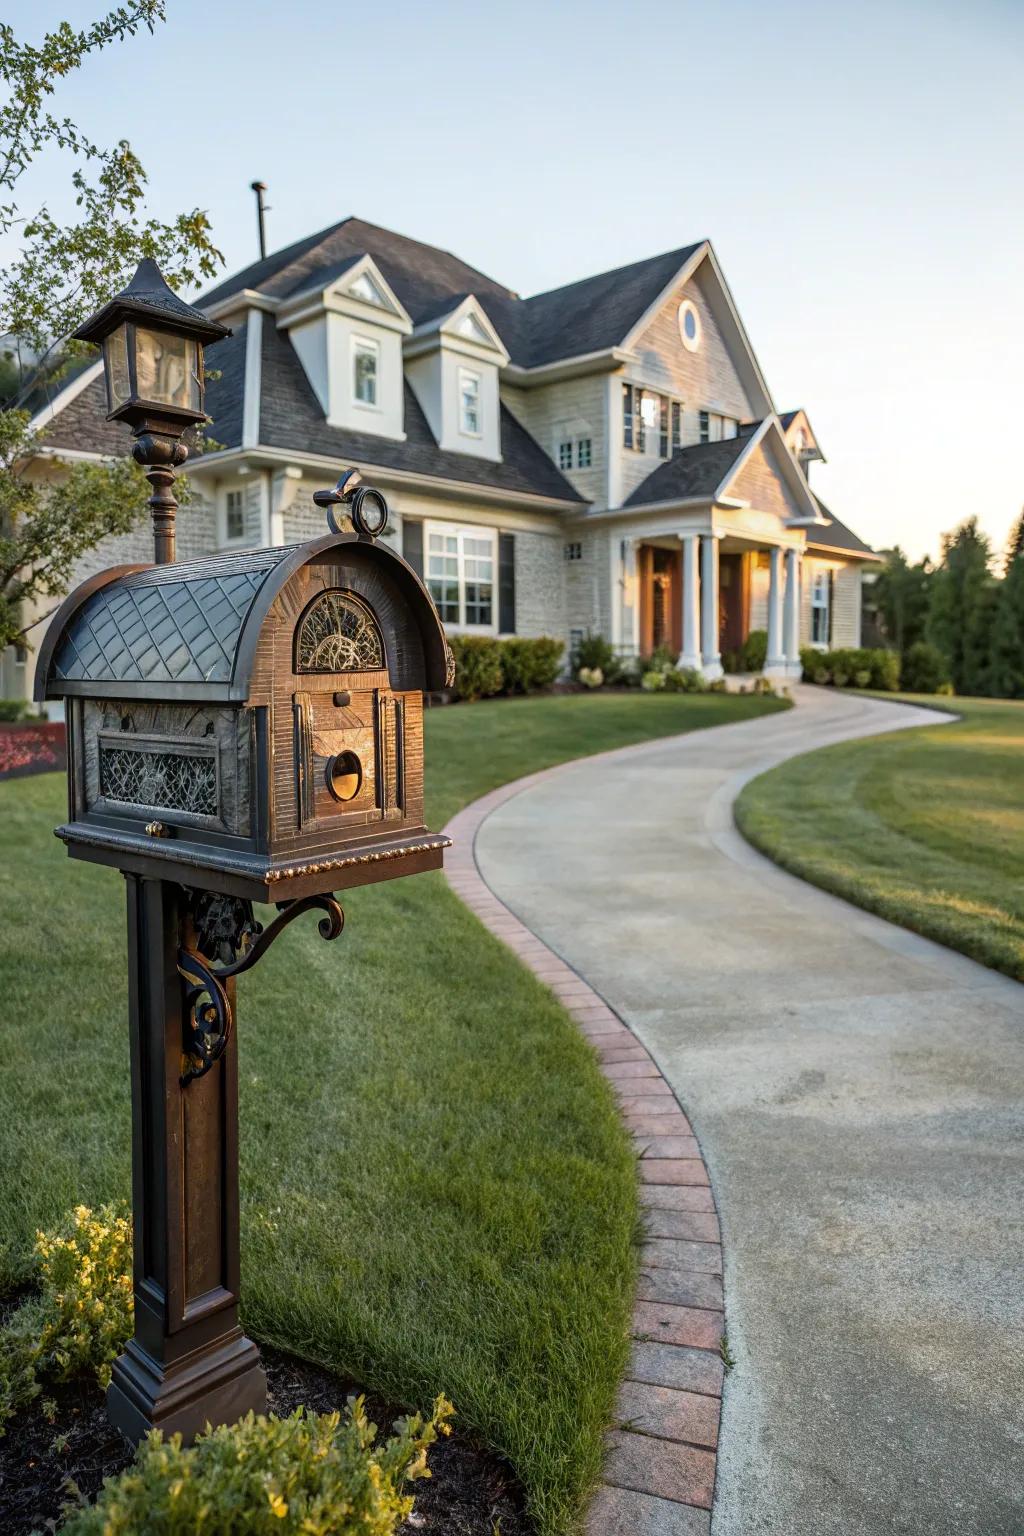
[{"x1": 630, "y1": 534, "x2": 803, "y2": 679}]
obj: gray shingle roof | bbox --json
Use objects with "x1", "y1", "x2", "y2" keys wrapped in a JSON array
[
  {"x1": 53, "y1": 548, "x2": 286, "y2": 686},
  {"x1": 622, "y1": 435, "x2": 752, "y2": 507},
  {"x1": 257, "y1": 319, "x2": 583, "y2": 502},
  {"x1": 198, "y1": 216, "x2": 704, "y2": 370}
]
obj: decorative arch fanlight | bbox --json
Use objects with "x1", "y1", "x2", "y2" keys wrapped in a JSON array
[{"x1": 295, "y1": 589, "x2": 386, "y2": 673}]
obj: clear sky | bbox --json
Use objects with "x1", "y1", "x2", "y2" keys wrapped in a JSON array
[{"x1": 5, "y1": 0, "x2": 1023, "y2": 561}]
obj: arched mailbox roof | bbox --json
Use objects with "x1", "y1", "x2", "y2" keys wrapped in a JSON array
[{"x1": 36, "y1": 534, "x2": 450, "y2": 703}]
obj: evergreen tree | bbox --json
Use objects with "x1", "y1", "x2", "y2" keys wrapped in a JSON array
[
  {"x1": 1004, "y1": 508, "x2": 1024, "y2": 574},
  {"x1": 989, "y1": 550, "x2": 1024, "y2": 698},
  {"x1": 872, "y1": 545, "x2": 932, "y2": 653},
  {"x1": 927, "y1": 517, "x2": 995, "y2": 696}
]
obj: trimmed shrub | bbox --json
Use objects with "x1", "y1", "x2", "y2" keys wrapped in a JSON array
[
  {"x1": 60, "y1": 1396, "x2": 454, "y2": 1536},
  {"x1": 663, "y1": 666, "x2": 708, "y2": 694},
  {"x1": 578, "y1": 666, "x2": 603, "y2": 689},
  {"x1": 572, "y1": 631, "x2": 623, "y2": 684},
  {"x1": 641, "y1": 670, "x2": 666, "y2": 691},
  {"x1": 901, "y1": 641, "x2": 949, "y2": 694},
  {"x1": 741, "y1": 629, "x2": 768, "y2": 673},
  {"x1": 643, "y1": 645, "x2": 679, "y2": 674},
  {"x1": 800, "y1": 646, "x2": 900, "y2": 691},
  {"x1": 447, "y1": 636, "x2": 502, "y2": 701},
  {"x1": 0, "y1": 1203, "x2": 133, "y2": 1434},
  {"x1": 0, "y1": 699, "x2": 32, "y2": 722},
  {"x1": 499, "y1": 637, "x2": 565, "y2": 694}
]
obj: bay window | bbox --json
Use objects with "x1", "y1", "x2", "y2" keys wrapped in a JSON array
[{"x1": 426, "y1": 521, "x2": 496, "y2": 631}]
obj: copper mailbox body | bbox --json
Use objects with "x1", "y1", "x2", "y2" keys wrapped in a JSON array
[{"x1": 36, "y1": 531, "x2": 452, "y2": 899}]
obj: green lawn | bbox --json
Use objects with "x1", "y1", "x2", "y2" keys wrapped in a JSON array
[
  {"x1": 0, "y1": 690, "x2": 784, "y2": 1533},
  {"x1": 735, "y1": 693, "x2": 1024, "y2": 981}
]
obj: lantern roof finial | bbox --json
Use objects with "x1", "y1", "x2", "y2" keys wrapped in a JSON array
[{"x1": 73, "y1": 257, "x2": 230, "y2": 348}]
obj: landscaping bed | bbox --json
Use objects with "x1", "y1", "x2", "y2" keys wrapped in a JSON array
[
  {"x1": 0, "y1": 691, "x2": 785, "y2": 1533},
  {"x1": 735, "y1": 693, "x2": 1024, "y2": 979},
  {"x1": 0, "y1": 1344, "x2": 526, "y2": 1536}
]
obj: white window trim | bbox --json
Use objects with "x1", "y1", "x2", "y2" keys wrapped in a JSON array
[
  {"x1": 810, "y1": 570, "x2": 830, "y2": 648},
  {"x1": 352, "y1": 334, "x2": 380, "y2": 411},
  {"x1": 424, "y1": 518, "x2": 498, "y2": 635},
  {"x1": 678, "y1": 298, "x2": 702, "y2": 352},
  {"x1": 458, "y1": 367, "x2": 482, "y2": 438},
  {"x1": 219, "y1": 486, "x2": 250, "y2": 548}
]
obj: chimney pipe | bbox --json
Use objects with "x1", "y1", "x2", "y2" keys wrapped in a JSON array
[{"x1": 250, "y1": 181, "x2": 269, "y2": 261}]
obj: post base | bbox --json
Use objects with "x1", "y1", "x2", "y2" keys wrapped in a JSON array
[
  {"x1": 107, "y1": 1327, "x2": 267, "y2": 1445},
  {"x1": 701, "y1": 658, "x2": 724, "y2": 681},
  {"x1": 678, "y1": 653, "x2": 703, "y2": 672}
]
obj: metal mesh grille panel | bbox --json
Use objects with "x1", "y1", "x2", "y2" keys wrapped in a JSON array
[
  {"x1": 296, "y1": 590, "x2": 384, "y2": 673},
  {"x1": 100, "y1": 744, "x2": 217, "y2": 815}
]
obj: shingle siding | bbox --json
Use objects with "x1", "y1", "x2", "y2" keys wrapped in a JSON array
[
  {"x1": 502, "y1": 374, "x2": 607, "y2": 507},
  {"x1": 730, "y1": 439, "x2": 803, "y2": 522}
]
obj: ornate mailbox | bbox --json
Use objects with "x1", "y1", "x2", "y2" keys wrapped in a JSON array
[
  {"x1": 37, "y1": 262, "x2": 453, "y2": 1447},
  {"x1": 36, "y1": 530, "x2": 451, "y2": 904}
]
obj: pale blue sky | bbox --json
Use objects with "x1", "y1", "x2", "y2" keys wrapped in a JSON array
[{"x1": 6, "y1": 0, "x2": 1023, "y2": 559}]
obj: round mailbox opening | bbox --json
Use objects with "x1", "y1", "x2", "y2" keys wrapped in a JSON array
[{"x1": 326, "y1": 750, "x2": 362, "y2": 802}]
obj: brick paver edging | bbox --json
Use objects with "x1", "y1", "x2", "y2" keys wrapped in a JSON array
[{"x1": 444, "y1": 752, "x2": 724, "y2": 1536}]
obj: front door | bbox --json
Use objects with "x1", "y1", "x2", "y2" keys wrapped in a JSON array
[
  {"x1": 638, "y1": 545, "x2": 682, "y2": 656},
  {"x1": 719, "y1": 552, "x2": 749, "y2": 656}
]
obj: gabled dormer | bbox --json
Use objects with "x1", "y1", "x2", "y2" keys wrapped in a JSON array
[
  {"x1": 276, "y1": 254, "x2": 412, "y2": 440},
  {"x1": 779, "y1": 409, "x2": 825, "y2": 481},
  {"x1": 404, "y1": 295, "x2": 509, "y2": 461}
]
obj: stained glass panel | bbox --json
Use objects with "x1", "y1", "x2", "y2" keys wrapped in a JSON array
[{"x1": 296, "y1": 590, "x2": 385, "y2": 673}]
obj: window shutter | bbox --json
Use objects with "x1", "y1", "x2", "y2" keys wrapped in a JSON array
[
  {"x1": 827, "y1": 569, "x2": 835, "y2": 646},
  {"x1": 498, "y1": 533, "x2": 516, "y2": 634},
  {"x1": 403, "y1": 518, "x2": 424, "y2": 578}
]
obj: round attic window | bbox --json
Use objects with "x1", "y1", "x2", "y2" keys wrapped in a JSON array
[{"x1": 678, "y1": 299, "x2": 701, "y2": 352}]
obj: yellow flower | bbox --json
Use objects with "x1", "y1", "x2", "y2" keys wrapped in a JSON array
[{"x1": 267, "y1": 1492, "x2": 289, "y2": 1518}]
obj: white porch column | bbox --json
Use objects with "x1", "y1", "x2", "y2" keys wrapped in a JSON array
[
  {"x1": 783, "y1": 547, "x2": 802, "y2": 673},
  {"x1": 679, "y1": 533, "x2": 702, "y2": 670},
  {"x1": 700, "y1": 533, "x2": 723, "y2": 679},
  {"x1": 764, "y1": 546, "x2": 786, "y2": 675}
]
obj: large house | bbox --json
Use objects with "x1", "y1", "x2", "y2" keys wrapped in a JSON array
[{"x1": 10, "y1": 218, "x2": 878, "y2": 704}]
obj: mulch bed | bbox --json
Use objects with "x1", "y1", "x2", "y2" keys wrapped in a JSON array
[{"x1": 0, "y1": 1342, "x2": 529, "y2": 1535}]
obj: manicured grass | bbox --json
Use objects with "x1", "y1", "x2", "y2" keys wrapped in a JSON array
[
  {"x1": 0, "y1": 690, "x2": 784, "y2": 1532},
  {"x1": 736, "y1": 694, "x2": 1024, "y2": 980}
]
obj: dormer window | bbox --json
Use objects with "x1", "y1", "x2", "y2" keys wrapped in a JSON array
[
  {"x1": 349, "y1": 270, "x2": 388, "y2": 307},
  {"x1": 459, "y1": 368, "x2": 481, "y2": 436},
  {"x1": 353, "y1": 337, "x2": 379, "y2": 408}
]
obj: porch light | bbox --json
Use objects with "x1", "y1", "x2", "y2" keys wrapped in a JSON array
[{"x1": 74, "y1": 257, "x2": 229, "y2": 430}]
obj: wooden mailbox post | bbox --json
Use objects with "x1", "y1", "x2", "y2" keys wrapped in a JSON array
[{"x1": 36, "y1": 262, "x2": 453, "y2": 1443}]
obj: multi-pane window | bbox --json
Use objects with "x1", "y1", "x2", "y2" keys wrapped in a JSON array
[
  {"x1": 811, "y1": 571, "x2": 831, "y2": 644},
  {"x1": 564, "y1": 542, "x2": 582, "y2": 561},
  {"x1": 577, "y1": 437, "x2": 592, "y2": 468},
  {"x1": 225, "y1": 488, "x2": 245, "y2": 541},
  {"x1": 353, "y1": 337, "x2": 378, "y2": 406},
  {"x1": 459, "y1": 369, "x2": 481, "y2": 435},
  {"x1": 558, "y1": 440, "x2": 573, "y2": 470},
  {"x1": 624, "y1": 385, "x2": 679, "y2": 457},
  {"x1": 426, "y1": 522, "x2": 496, "y2": 631},
  {"x1": 699, "y1": 409, "x2": 710, "y2": 444}
]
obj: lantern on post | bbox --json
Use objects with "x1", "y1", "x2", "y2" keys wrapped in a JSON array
[
  {"x1": 73, "y1": 258, "x2": 230, "y2": 564},
  {"x1": 40, "y1": 262, "x2": 454, "y2": 1446}
]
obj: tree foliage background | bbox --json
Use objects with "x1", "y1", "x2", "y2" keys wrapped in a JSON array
[{"x1": 0, "y1": 2, "x2": 221, "y2": 662}]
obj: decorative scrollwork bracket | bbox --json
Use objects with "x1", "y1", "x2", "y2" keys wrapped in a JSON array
[{"x1": 178, "y1": 892, "x2": 344, "y2": 1083}]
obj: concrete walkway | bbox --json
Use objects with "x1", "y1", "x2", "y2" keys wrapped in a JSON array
[{"x1": 472, "y1": 687, "x2": 1024, "y2": 1536}]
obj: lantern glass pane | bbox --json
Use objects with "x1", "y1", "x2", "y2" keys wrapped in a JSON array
[
  {"x1": 105, "y1": 324, "x2": 132, "y2": 411},
  {"x1": 134, "y1": 327, "x2": 200, "y2": 411}
]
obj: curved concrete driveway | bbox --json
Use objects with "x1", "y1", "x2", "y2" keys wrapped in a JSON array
[{"x1": 473, "y1": 687, "x2": 1024, "y2": 1536}]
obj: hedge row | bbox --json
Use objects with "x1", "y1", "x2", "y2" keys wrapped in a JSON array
[
  {"x1": 800, "y1": 646, "x2": 900, "y2": 690},
  {"x1": 447, "y1": 635, "x2": 565, "y2": 701}
]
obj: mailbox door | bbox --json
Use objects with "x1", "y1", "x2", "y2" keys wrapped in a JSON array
[{"x1": 294, "y1": 686, "x2": 407, "y2": 831}]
